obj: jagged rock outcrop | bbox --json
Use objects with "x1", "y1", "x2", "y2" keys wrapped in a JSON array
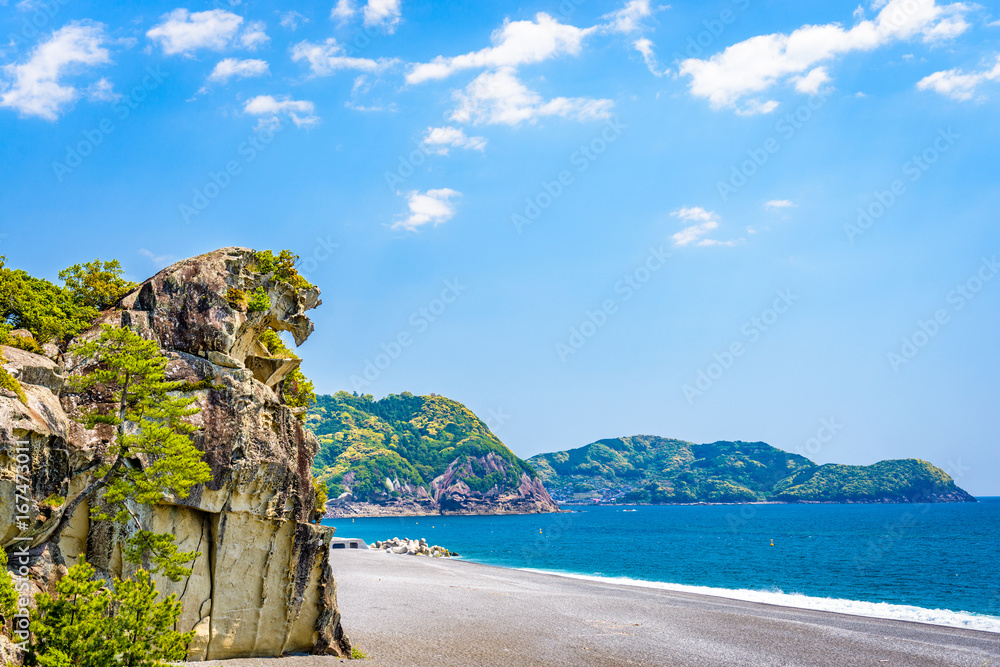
[
  {"x1": 432, "y1": 453, "x2": 557, "y2": 514},
  {"x1": 0, "y1": 248, "x2": 350, "y2": 661},
  {"x1": 327, "y1": 453, "x2": 559, "y2": 518}
]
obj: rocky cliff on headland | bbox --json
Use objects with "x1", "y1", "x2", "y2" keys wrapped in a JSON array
[
  {"x1": 0, "y1": 248, "x2": 350, "y2": 661},
  {"x1": 309, "y1": 392, "x2": 559, "y2": 517}
]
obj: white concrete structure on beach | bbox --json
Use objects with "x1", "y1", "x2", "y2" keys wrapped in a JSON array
[{"x1": 330, "y1": 537, "x2": 369, "y2": 550}]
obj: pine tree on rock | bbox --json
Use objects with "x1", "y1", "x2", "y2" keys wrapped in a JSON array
[{"x1": 36, "y1": 325, "x2": 212, "y2": 580}]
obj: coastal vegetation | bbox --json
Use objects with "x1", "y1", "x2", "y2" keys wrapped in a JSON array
[
  {"x1": 257, "y1": 328, "x2": 315, "y2": 412},
  {"x1": 528, "y1": 436, "x2": 974, "y2": 504},
  {"x1": 25, "y1": 561, "x2": 191, "y2": 666},
  {"x1": 49, "y1": 325, "x2": 213, "y2": 570},
  {"x1": 770, "y1": 459, "x2": 963, "y2": 502},
  {"x1": 309, "y1": 396, "x2": 972, "y2": 509},
  {"x1": 0, "y1": 256, "x2": 134, "y2": 349},
  {"x1": 308, "y1": 392, "x2": 537, "y2": 502},
  {"x1": 3, "y1": 324, "x2": 212, "y2": 665}
]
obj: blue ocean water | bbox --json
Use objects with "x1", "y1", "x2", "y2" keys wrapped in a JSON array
[{"x1": 324, "y1": 498, "x2": 1000, "y2": 627}]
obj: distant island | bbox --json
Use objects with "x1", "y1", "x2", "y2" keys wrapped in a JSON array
[
  {"x1": 308, "y1": 391, "x2": 559, "y2": 516},
  {"x1": 308, "y1": 394, "x2": 975, "y2": 516},
  {"x1": 528, "y1": 435, "x2": 976, "y2": 505}
]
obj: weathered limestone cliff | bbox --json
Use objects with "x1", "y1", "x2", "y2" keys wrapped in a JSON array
[{"x1": 0, "y1": 248, "x2": 350, "y2": 660}]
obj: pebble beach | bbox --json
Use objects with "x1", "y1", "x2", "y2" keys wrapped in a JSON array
[{"x1": 198, "y1": 549, "x2": 1000, "y2": 666}]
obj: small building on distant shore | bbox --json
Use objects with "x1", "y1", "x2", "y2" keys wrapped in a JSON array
[{"x1": 331, "y1": 537, "x2": 369, "y2": 550}]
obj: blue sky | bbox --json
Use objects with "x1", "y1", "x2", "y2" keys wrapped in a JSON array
[{"x1": 1, "y1": 0, "x2": 998, "y2": 494}]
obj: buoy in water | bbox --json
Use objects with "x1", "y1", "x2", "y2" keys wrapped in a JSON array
[
  {"x1": 539, "y1": 529, "x2": 542, "y2": 534},
  {"x1": 770, "y1": 539, "x2": 774, "y2": 546}
]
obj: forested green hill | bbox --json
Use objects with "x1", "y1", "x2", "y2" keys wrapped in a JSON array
[
  {"x1": 308, "y1": 392, "x2": 548, "y2": 511},
  {"x1": 528, "y1": 436, "x2": 975, "y2": 504}
]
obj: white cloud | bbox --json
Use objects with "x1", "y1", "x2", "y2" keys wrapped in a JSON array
[
  {"x1": 670, "y1": 207, "x2": 741, "y2": 247},
  {"x1": 922, "y1": 14, "x2": 970, "y2": 40},
  {"x1": 364, "y1": 0, "x2": 401, "y2": 32},
  {"x1": 240, "y1": 21, "x2": 269, "y2": 50},
  {"x1": 764, "y1": 199, "x2": 796, "y2": 209},
  {"x1": 679, "y1": 0, "x2": 972, "y2": 111},
  {"x1": 634, "y1": 37, "x2": 667, "y2": 76},
  {"x1": 244, "y1": 95, "x2": 313, "y2": 115},
  {"x1": 207, "y1": 58, "x2": 269, "y2": 83},
  {"x1": 450, "y1": 68, "x2": 613, "y2": 126},
  {"x1": 243, "y1": 94, "x2": 319, "y2": 128},
  {"x1": 602, "y1": 0, "x2": 655, "y2": 34},
  {"x1": 422, "y1": 126, "x2": 487, "y2": 154},
  {"x1": 792, "y1": 66, "x2": 831, "y2": 94},
  {"x1": 407, "y1": 13, "x2": 594, "y2": 84},
  {"x1": 85, "y1": 77, "x2": 119, "y2": 102},
  {"x1": 279, "y1": 11, "x2": 308, "y2": 31},
  {"x1": 147, "y1": 9, "x2": 244, "y2": 55},
  {"x1": 672, "y1": 221, "x2": 719, "y2": 246},
  {"x1": 673, "y1": 206, "x2": 715, "y2": 222},
  {"x1": 697, "y1": 238, "x2": 743, "y2": 247},
  {"x1": 292, "y1": 38, "x2": 396, "y2": 75},
  {"x1": 734, "y1": 99, "x2": 779, "y2": 116},
  {"x1": 332, "y1": 0, "x2": 400, "y2": 31},
  {"x1": 0, "y1": 21, "x2": 109, "y2": 120},
  {"x1": 394, "y1": 188, "x2": 461, "y2": 231},
  {"x1": 332, "y1": 0, "x2": 356, "y2": 22},
  {"x1": 345, "y1": 100, "x2": 397, "y2": 112},
  {"x1": 917, "y1": 55, "x2": 1000, "y2": 100}
]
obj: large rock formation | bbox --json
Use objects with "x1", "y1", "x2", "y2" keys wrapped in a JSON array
[{"x1": 0, "y1": 248, "x2": 350, "y2": 660}]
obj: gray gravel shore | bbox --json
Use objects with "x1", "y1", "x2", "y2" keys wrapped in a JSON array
[{"x1": 200, "y1": 550, "x2": 999, "y2": 666}]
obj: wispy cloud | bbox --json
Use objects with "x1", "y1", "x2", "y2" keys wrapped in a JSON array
[
  {"x1": 406, "y1": 13, "x2": 594, "y2": 84},
  {"x1": 85, "y1": 77, "x2": 119, "y2": 102},
  {"x1": 634, "y1": 37, "x2": 667, "y2": 76},
  {"x1": 917, "y1": 54, "x2": 1000, "y2": 100},
  {"x1": 422, "y1": 126, "x2": 487, "y2": 154},
  {"x1": 394, "y1": 188, "x2": 462, "y2": 231},
  {"x1": 601, "y1": 0, "x2": 655, "y2": 34},
  {"x1": 332, "y1": 0, "x2": 402, "y2": 32},
  {"x1": 147, "y1": 9, "x2": 267, "y2": 56},
  {"x1": 243, "y1": 94, "x2": 319, "y2": 128},
  {"x1": 292, "y1": 38, "x2": 397, "y2": 75},
  {"x1": 0, "y1": 20, "x2": 110, "y2": 120},
  {"x1": 207, "y1": 58, "x2": 269, "y2": 84},
  {"x1": 764, "y1": 199, "x2": 796, "y2": 209},
  {"x1": 332, "y1": 0, "x2": 356, "y2": 22},
  {"x1": 364, "y1": 0, "x2": 402, "y2": 32},
  {"x1": 279, "y1": 11, "x2": 308, "y2": 31},
  {"x1": 679, "y1": 0, "x2": 972, "y2": 113},
  {"x1": 670, "y1": 206, "x2": 742, "y2": 247},
  {"x1": 240, "y1": 21, "x2": 269, "y2": 50},
  {"x1": 451, "y1": 68, "x2": 613, "y2": 126}
]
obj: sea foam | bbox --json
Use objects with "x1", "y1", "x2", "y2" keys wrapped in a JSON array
[{"x1": 521, "y1": 568, "x2": 1000, "y2": 634}]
